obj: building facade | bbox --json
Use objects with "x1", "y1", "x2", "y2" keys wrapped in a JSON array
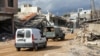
[
  {"x1": 20, "y1": 4, "x2": 41, "y2": 14},
  {"x1": 0, "y1": 0, "x2": 18, "y2": 14},
  {"x1": 0, "y1": 0, "x2": 18, "y2": 36}
]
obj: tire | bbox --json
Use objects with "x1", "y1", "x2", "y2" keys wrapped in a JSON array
[
  {"x1": 52, "y1": 34, "x2": 59, "y2": 41},
  {"x1": 52, "y1": 38, "x2": 58, "y2": 41},
  {"x1": 60, "y1": 37, "x2": 65, "y2": 40},
  {"x1": 34, "y1": 44, "x2": 38, "y2": 51},
  {"x1": 43, "y1": 42, "x2": 47, "y2": 48},
  {"x1": 52, "y1": 38, "x2": 56, "y2": 41},
  {"x1": 16, "y1": 48, "x2": 21, "y2": 51},
  {"x1": 60, "y1": 34, "x2": 65, "y2": 40}
]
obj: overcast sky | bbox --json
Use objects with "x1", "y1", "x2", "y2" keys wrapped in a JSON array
[{"x1": 18, "y1": 0, "x2": 100, "y2": 15}]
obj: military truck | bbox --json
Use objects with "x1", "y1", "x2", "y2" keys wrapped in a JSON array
[{"x1": 43, "y1": 26, "x2": 65, "y2": 41}]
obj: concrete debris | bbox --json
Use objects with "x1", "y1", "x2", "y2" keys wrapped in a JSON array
[{"x1": 0, "y1": 33, "x2": 13, "y2": 42}]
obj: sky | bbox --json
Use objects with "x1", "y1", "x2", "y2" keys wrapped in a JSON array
[{"x1": 18, "y1": 0, "x2": 100, "y2": 16}]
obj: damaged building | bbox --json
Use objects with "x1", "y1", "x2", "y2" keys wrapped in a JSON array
[
  {"x1": 0, "y1": 0, "x2": 18, "y2": 40},
  {"x1": 14, "y1": 4, "x2": 67, "y2": 30}
]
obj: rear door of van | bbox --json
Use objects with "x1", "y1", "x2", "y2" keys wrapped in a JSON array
[
  {"x1": 25, "y1": 29, "x2": 33, "y2": 44},
  {"x1": 16, "y1": 29, "x2": 25, "y2": 45},
  {"x1": 16, "y1": 29, "x2": 32, "y2": 47}
]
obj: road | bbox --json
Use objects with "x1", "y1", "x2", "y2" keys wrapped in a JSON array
[
  {"x1": 0, "y1": 36, "x2": 72, "y2": 56},
  {"x1": 0, "y1": 33, "x2": 100, "y2": 56}
]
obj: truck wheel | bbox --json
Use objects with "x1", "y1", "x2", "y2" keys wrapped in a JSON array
[
  {"x1": 34, "y1": 44, "x2": 38, "y2": 51},
  {"x1": 16, "y1": 48, "x2": 21, "y2": 51},
  {"x1": 52, "y1": 38, "x2": 56, "y2": 41},
  {"x1": 52, "y1": 38, "x2": 58, "y2": 41},
  {"x1": 60, "y1": 34, "x2": 65, "y2": 40},
  {"x1": 60, "y1": 37, "x2": 65, "y2": 40}
]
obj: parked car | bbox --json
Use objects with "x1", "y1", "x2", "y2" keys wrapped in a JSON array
[{"x1": 15, "y1": 28, "x2": 47, "y2": 51}]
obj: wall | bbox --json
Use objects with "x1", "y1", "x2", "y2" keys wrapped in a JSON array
[
  {"x1": 21, "y1": 6, "x2": 40, "y2": 13},
  {"x1": 0, "y1": 0, "x2": 18, "y2": 14},
  {"x1": 70, "y1": 10, "x2": 91, "y2": 20},
  {"x1": 79, "y1": 10, "x2": 91, "y2": 19},
  {"x1": 88, "y1": 23, "x2": 100, "y2": 34}
]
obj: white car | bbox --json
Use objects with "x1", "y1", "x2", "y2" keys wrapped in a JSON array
[{"x1": 15, "y1": 28, "x2": 47, "y2": 51}]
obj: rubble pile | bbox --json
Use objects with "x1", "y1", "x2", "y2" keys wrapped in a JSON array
[
  {"x1": 66, "y1": 35, "x2": 100, "y2": 56},
  {"x1": 14, "y1": 15, "x2": 47, "y2": 29}
]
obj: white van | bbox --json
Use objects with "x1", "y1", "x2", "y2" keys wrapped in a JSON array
[{"x1": 15, "y1": 28, "x2": 47, "y2": 51}]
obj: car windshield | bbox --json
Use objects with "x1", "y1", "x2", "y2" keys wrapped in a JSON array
[{"x1": 17, "y1": 30, "x2": 25, "y2": 38}]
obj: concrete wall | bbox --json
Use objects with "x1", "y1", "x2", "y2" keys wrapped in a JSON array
[
  {"x1": 79, "y1": 10, "x2": 91, "y2": 19},
  {"x1": 0, "y1": 0, "x2": 18, "y2": 14},
  {"x1": 88, "y1": 23, "x2": 100, "y2": 33},
  {"x1": 70, "y1": 10, "x2": 91, "y2": 20},
  {"x1": 21, "y1": 6, "x2": 40, "y2": 13}
]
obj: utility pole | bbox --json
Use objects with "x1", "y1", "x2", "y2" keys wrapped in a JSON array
[{"x1": 90, "y1": 0, "x2": 96, "y2": 19}]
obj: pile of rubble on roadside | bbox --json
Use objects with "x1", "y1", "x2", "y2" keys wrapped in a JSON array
[
  {"x1": 44, "y1": 27, "x2": 100, "y2": 56},
  {"x1": 0, "y1": 33, "x2": 13, "y2": 42},
  {"x1": 66, "y1": 36, "x2": 100, "y2": 56}
]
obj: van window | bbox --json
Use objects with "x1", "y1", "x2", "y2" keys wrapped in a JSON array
[
  {"x1": 17, "y1": 30, "x2": 25, "y2": 38},
  {"x1": 26, "y1": 30, "x2": 31, "y2": 38}
]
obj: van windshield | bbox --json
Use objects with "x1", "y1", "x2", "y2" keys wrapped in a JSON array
[{"x1": 17, "y1": 30, "x2": 25, "y2": 38}]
